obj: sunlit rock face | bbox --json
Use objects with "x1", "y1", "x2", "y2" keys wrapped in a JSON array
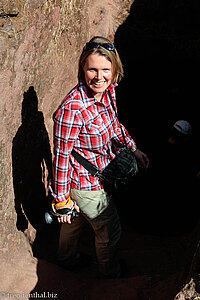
[
  {"x1": 1, "y1": 1, "x2": 200, "y2": 299},
  {"x1": 0, "y1": 0, "x2": 133, "y2": 259}
]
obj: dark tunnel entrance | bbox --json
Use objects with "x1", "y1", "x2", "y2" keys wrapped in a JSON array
[{"x1": 114, "y1": 0, "x2": 200, "y2": 236}]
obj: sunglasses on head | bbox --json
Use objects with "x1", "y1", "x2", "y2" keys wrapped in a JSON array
[{"x1": 85, "y1": 42, "x2": 115, "y2": 52}]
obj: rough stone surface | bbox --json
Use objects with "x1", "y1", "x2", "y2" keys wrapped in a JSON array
[
  {"x1": 1, "y1": 0, "x2": 200, "y2": 299},
  {"x1": 0, "y1": 0, "x2": 133, "y2": 296},
  {"x1": 0, "y1": 0, "x2": 132, "y2": 255}
]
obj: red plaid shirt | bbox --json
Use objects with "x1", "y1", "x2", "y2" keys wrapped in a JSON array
[{"x1": 51, "y1": 82, "x2": 136, "y2": 202}]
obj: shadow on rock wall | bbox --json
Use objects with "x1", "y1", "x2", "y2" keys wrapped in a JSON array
[
  {"x1": 12, "y1": 86, "x2": 59, "y2": 257},
  {"x1": 114, "y1": 0, "x2": 200, "y2": 236}
]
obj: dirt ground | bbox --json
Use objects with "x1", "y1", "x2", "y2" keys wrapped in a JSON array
[{"x1": 2, "y1": 219, "x2": 200, "y2": 300}]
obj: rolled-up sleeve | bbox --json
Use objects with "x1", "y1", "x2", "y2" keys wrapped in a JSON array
[{"x1": 52, "y1": 107, "x2": 82, "y2": 202}]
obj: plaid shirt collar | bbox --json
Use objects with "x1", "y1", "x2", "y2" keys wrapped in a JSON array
[{"x1": 79, "y1": 81, "x2": 118, "y2": 108}]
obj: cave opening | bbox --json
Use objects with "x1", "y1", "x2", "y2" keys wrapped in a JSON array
[{"x1": 114, "y1": 0, "x2": 200, "y2": 236}]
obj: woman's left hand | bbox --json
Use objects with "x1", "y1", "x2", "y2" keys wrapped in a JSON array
[
  {"x1": 133, "y1": 149, "x2": 149, "y2": 170},
  {"x1": 57, "y1": 201, "x2": 80, "y2": 224}
]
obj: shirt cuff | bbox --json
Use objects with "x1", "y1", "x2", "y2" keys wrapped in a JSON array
[
  {"x1": 49, "y1": 186, "x2": 69, "y2": 202},
  {"x1": 131, "y1": 145, "x2": 137, "y2": 152}
]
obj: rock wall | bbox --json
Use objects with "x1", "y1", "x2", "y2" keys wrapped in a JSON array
[
  {"x1": 0, "y1": 0, "x2": 133, "y2": 259},
  {"x1": 1, "y1": 1, "x2": 200, "y2": 298}
]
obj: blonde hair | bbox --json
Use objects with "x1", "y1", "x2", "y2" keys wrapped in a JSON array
[{"x1": 78, "y1": 36, "x2": 124, "y2": 84}]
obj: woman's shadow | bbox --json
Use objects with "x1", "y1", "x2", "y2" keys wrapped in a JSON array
[{"x1": 12, "y1": 86, "x2": 59, "y2": 258}]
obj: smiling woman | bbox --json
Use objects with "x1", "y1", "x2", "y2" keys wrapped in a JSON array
[
  {"x1": 50, "y1": 35, "x2": 149, "y2": 278},
  {"x1": 78, "y1": 36, "x2": 124, "y2": 86},
  {"x1": 83, "y1": 53, "x2": 113, "y2": 101}
]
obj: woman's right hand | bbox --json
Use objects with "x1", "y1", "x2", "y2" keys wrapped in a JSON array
[{"x1": 56, "y1": 200, "x2": 80, "y2": 224}]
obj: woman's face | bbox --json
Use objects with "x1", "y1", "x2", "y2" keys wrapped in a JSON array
[{"x1": 83, "y1": 53, "x2": 113, "y2": 101}]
